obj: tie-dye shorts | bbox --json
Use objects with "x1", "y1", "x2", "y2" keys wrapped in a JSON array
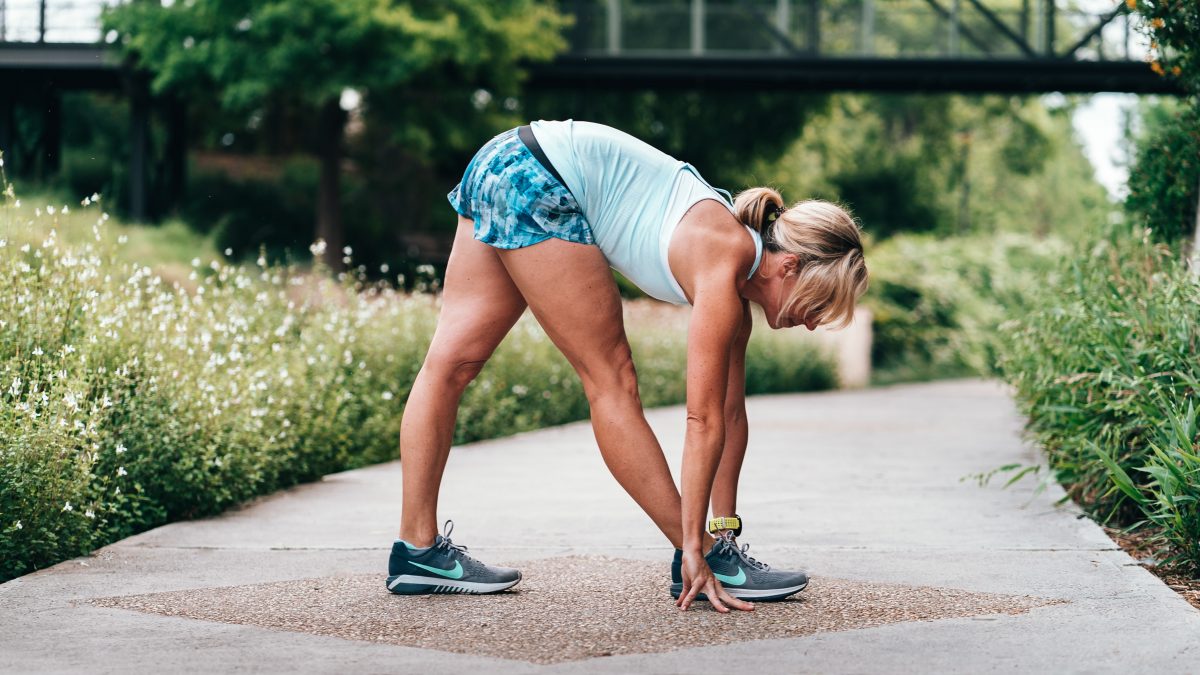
[{"x1": 447, "y1": 127, "x2": 596, "y2": 249}]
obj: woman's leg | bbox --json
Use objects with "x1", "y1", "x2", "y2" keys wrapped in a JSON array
[
  {"x1": 398, "y1": 216, "x2": 529, "y2": 547},
  {"x1": 495, "y1": 236, "x2": 688, "y2": 548}
]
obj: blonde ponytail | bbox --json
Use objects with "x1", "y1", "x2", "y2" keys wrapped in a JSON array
[{"x1": 732, "y1": 188, "x2": 869, "y2": 331}]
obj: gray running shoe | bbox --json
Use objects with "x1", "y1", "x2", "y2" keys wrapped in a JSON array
[
  {"x1": 669, "y1": 531, "x2": 808, "y2": 602},
  {"x1": 386, "y1": 520, "x2": 521, "y2": 595}
]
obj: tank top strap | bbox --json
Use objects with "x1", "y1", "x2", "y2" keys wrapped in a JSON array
[
  {"x1": 681, "y1": 162, "x2": 736, "y2": 213},
  {"x1": 744, "y1": 225, "x2": 764, "y2": 280}
]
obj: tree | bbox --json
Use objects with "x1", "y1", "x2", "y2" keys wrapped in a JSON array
[
  {"x1": 1128, "y1": 0, "x2": 1200, "y2": 267},
  {"x1": 102, "y1": 0, "x2": 569, "y2": 268}
]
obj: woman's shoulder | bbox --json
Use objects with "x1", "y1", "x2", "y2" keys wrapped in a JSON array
[{"x1": 674, "y1": 201, "x2": 758, "y2": 279}]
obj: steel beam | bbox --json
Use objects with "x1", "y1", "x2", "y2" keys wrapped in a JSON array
[
  {"x1": 1061, "y1": 4, "x2": 1127, "y2": 59},
  {"x1": 527, "y1": 55, "x2": 1182, "y2": 95},
  {"x1": 964, "y1": 0, "x2": 1037, "y2": 57}
]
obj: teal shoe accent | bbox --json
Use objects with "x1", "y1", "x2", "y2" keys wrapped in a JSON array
[{"x1": 408, "y1": 559, "x2": 465, "y2": 579}]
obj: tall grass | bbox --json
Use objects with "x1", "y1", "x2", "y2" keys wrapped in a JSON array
[
  {"x1": 997, "y1": 225, "x2": 1200, "y2": 573},
  {"x1": 0, "y1": 170, "x2": 835, "y2": 582}
]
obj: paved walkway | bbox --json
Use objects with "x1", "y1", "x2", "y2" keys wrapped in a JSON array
[{"x1": 2, "y1": 379, "x2": 1198, "y2": 673}]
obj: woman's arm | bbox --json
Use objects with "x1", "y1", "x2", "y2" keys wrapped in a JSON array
[
  {"x1": 712, "y1": 300, "x2": 752, "y2": 520},
  {"x1": 677, "y1": 264, "x2": 755, "y2": 612}
]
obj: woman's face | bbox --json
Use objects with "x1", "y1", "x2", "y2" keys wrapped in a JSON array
[{"x1": 764, "y1": 257, "x2": 819, "y2": 331}]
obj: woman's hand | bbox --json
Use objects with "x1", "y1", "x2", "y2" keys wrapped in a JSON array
[{"x1": 676, "y1": 549, "x2": 755, "y2": 613}]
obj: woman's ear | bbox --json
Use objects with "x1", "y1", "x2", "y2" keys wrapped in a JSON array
[{"x1": 780, "y1": 253, "x2": 800, "y2": 276}]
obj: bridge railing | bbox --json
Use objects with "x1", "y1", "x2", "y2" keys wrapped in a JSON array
[
  {"x1": 0, "y1": 0, "x2": 1150, "y2": 64},
  {"x1": 0, "y1": 0, "x2": 111, "y2": 43},
  {"x1": 564, "y1": 0, "x2": 1149, "y2": 61}
]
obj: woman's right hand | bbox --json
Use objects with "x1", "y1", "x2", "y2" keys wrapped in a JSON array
[{"x1": 676, "y1": 549, "x2": 756, "y2": 613}]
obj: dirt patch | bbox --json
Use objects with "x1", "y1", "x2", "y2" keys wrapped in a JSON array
[
  {"x1": 1105, "y1": 526, "x2": 1200, "y2": 611},
  {"x1": 89, "y1": 555, "x2": 1065, "y2": 664}
]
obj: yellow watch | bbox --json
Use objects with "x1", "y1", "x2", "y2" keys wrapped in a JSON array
[{"x1": 706, "y1": 515, "x2": 743, "y2": 536}]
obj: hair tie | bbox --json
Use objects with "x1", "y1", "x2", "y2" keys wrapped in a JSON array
[{"x1": 762, "y1": 204, "x2": 785, "y2": 250}]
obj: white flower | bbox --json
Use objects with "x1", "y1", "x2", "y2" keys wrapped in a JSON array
[
  {"x1": 115, "y1": 443, "x2": 126, "y2": 454},
  {"x1": 512, "y1": 384, "x2": 528, "y2": 396},
  {"x1": 117, "y1": 466, "x2": 127, "y2": 477},
  {"x1": 114, "y1": 486, "x2": 121, "y2": 496},
  {"x1": 13, "y1": 520, "x2": 21, "y2": 530},
  {"x1": 309, "y1": 239, "x2": 327, "y2": 257},
  {"x1": 32, "y1": 346, "x2": 43, "y2": 356},
  {"x1": 381, "y1": 391, "x2": 394, "y2": 401},
  {"x1": 85, "y1": 509, "x2": 95, "y2": 519},
  {"x1": 47, "y1": 205, "x2": 56, "y2": 215},
  {"x1": 62, "y1": 501, "x2": 73, "y2": 512},
  {"x1": 191, "y1": 258, "x2": 201, "y2": 267},
  {"x1": 343, "y1": 246, "x2": 353, "y2": 256}
]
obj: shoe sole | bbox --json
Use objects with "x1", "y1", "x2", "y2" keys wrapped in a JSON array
[
  {"x1": 669, "y1": 579, "x2": 809, "y2": 602},
  {"x1": 386, "y1": 572, "x2": 522, "y2": 595}
]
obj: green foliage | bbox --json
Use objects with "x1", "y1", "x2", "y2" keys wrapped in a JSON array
[
  {"x1": 1124, "y1": 98, "x2": 1200, "y2": 244},
  {"x1": 862, "y1": 231, "x2": 1069, "y2": 383},
  {"x1": 1130, "y1": 0, "x2": 1200, "y2": 96},
  {"x1": 996, "y1": 223, "x2": 1200, "y2": 573},
  {"x1": 751, "y1": 93, "x2": 1110, "y2": 241},
  {"x1": 0, "y1": 179, "x2": 835, "y2": 583},
  {"x1": 101, "y1": 0, "x2": 568, "y2": 112}
]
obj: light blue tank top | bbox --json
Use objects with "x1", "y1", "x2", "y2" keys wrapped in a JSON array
[{"x1": 530, "y1": 119, "x2": 764, "y2": 305}]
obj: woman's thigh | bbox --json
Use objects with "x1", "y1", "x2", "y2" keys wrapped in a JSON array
[
  {"x1": 494, "y1": 236, "x2": 635, "y2": 394},
  {"x1": 423, "y1": 216, "x2": 528, "y2": 379}
]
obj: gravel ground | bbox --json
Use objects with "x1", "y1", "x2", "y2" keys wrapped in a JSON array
[{"x1": 88, "y1": 555, "x2": 1064, "y2": 665}]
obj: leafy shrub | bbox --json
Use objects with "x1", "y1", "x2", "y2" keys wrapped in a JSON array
[
  {"x1": 997, "y1": 224, "x2": 1200, "y2": 572},
  {"x1": 1124, "y1": 99, "x2": 1199, "y2": 244},
  {"x1": 0, "y1": 180, "x2": 836, "y2": 582},
  {"x1": 863, "y1": 231, "x2": 1068, "y2": 382}
]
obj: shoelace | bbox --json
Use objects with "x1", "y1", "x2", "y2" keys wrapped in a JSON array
[
  {"x1": 717, "y1": 530, "x2": 770, "y2": 571},
  {"x1": 435, "y1": 519, "x2": 473, "y2": 560}
]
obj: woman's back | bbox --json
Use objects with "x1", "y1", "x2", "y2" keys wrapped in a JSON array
[{"x1": 530, "y1": 120, "x2": 755, "y2": 305}]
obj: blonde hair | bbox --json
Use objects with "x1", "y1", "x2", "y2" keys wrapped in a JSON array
[{"x1": 733, "y1": 187, "x2": 868, "y2": 330}]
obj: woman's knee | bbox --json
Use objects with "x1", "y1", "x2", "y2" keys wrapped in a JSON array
[
  {"x1": 580, "y1": 344, "x2": 641, "y2": 405},
  {"x1": 421, "y1": 347, "x2": 491, "y2": 390}
]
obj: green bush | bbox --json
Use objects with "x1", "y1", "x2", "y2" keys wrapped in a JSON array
[
  {"x1": 997, "y1": 224, "x2": 1200, "y2": 572},
  {"x1": 0, "y1": 182, "x2": 836, "y2": 582},
  {"x1": 1124, "y1": 99, "x2": 1199, "y2": 244},
  {"x1": 863, "y1": 231, "x2": 1068, "y2": 383}
]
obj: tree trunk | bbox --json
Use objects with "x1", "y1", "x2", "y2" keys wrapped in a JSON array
[{"x1": 316, "y1": 97, "x2": 346, "y2": 271}]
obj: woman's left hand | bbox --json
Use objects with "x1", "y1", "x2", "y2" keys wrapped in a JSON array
[{"x1": 676, "y1": 549, "x2": 755, "y2": 613}]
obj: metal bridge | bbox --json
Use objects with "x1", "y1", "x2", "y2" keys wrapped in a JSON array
[
  {"x1": 0, "y1": 0, "x2": 1180, "y2": 219},
  {"x1": 536, "y1": 0, "x2": 1172, "y2": 93}
]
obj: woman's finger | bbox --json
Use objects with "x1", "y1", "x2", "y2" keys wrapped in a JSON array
[
  {"x1": 679, "y1": 582, "x2": 701, "y2": 611},
  {"x1": 718, "y1": 587, "x2": 755, "y2": 612},
  {"x1": 705, "y1": 580, "x2": 730, "y2": 613}
]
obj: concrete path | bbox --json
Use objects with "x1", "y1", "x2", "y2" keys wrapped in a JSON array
[{"x1": 2, "y1": 379, "x2": 1197, "y2": 673}]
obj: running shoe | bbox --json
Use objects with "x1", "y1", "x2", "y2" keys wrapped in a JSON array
[
  {"x1": 386, "y1": 520, "x2": 521, "y2": 595},
  {"x1": 669, "y1": 531, "x2": 809, "y2": 602}
]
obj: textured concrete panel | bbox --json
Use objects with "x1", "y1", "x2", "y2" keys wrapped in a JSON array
[{"x1": 90, "y1": 555, "x2": 1061, "y2": 665}]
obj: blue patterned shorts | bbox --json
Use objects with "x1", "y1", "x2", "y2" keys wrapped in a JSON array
[{"x1": 447, "y1": 128, "x2": 596, "y2": 249}]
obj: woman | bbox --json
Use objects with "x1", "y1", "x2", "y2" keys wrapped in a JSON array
[{"x1": 386, "y1": 120, "x2": 869, "y2": 612}]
